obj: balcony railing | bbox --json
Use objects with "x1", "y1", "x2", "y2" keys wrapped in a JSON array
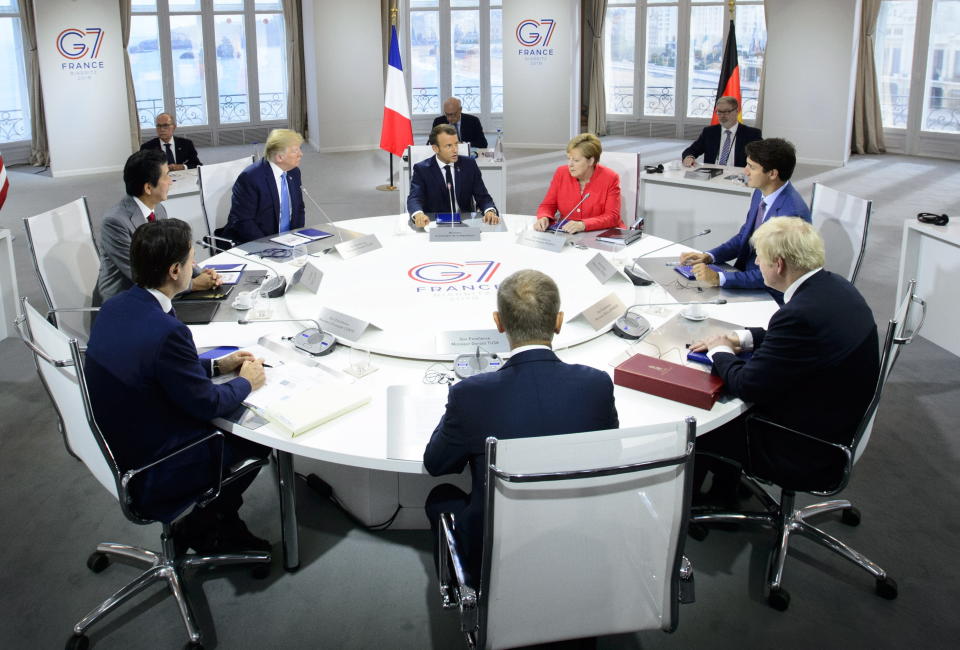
[
  {"x1": 1, "y1": 108, "x2": 27, "y2": 143},
  {"x1": 411, "y1": 86, "x2": 503, "y2": 115},
  {"x1": 610, "y1": 86, "x2": 759, "y2": 119},
  {"x1": 136, "y1": 93, "x2": 287, "y2": 127}
]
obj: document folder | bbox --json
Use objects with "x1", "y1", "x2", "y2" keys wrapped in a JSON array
[{"x1": 614, "y1": 352, "x2": 724, "y2": 410}]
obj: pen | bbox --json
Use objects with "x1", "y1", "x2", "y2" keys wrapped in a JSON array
[{"x1": 262, "y1": 363, "x2": 274, "y2": 368}]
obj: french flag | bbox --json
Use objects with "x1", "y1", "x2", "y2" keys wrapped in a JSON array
[
  {"x1": 379, "y1": 25, "x2": 414, "y2": 158},
  {"x1": 0, "y1": 151, "x2": 8, "y2": 211}
]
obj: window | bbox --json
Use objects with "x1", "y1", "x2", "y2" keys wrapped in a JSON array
[
  {"x1": 604, "y1": 0, "x2": 765, "y2": 125},
  {"x1": 129, "y1": 0, "x2": 287, "y2": 138},
  {"x1": 0, "y1": 0, "x2": 31, "y2": 144}
]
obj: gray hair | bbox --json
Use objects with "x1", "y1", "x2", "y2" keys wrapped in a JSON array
[{"x1": 496, "y1": 270, "x2": 560, "y2": 345}]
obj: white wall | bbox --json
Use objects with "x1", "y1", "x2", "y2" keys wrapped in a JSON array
[
  {"x1": 502, "y1": 1, "x2": 581, "y2": 149},
  {"x1": 304, "y1": 0, "x2": 384, "y2": 153},
  {"x1": 35, "y1": 0, "x2": 132, "y2": 177},
  {"x1": 762, "y1": 0, "x2": 861, "y2": 167}
]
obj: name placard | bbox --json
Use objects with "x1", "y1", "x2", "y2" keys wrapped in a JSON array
[
  {"x1": 585, "y1": 253, "x2": 620, "y2": 284},
  {"x1": 316, "y1": 306, "x2": 375, "y2": 341},
  {"x1": 578, "y1": 293, "x2": 627, "y2": 331},
  {"x1": 291, "y1": 260, "x2": 323, "y2": 294},
  {"x1": 436, "y1": 329, "x2": 510, "y2": 355},
  {"x1": 429, "y1": 226, "x2": 482, "y2": 242},
  {"x1": 517, "y1": 229, "x2": 567, "y2": 253},
  {"x1": 335, "y1": 233, "x2": 382, "y2": 259}
]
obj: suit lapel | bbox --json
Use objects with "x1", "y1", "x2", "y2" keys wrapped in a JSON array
[{"x1": 260, "y1": 160, "x2": 280, "y2": 223}]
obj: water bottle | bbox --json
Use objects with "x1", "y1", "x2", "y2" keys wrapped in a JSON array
[{"x1": 493, "y1": 128, "x2": 504, "y2": 162}]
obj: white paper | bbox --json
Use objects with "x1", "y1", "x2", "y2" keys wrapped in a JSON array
[{"x1": 270, "y1": 232, "x2": 312, "y2": 247}]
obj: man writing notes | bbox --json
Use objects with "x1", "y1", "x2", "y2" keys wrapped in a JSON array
[
  {"x1": 430, "y1": 97, "x2": 488, "y2": 150},
  {"x1": 216, "y1": 129, "x2": 306, "y2": 245},
  {"x1": 85, "y1": 219, "x2": 271, "y2": 553},
  {"x1": 679, "y1": 138, "x2": 811, "y2": 290},
  {"x1": 423, "y1": 270, "x2": 619, "y2": 580},
  {"x1": 408, "y1": 124, "x2": 499, "y2": 227},
  {"x1": 688, "y1": 218, "x2": 879, "y2": 505},
  {"x1": 139, "y1": 112, "x2": 202, "y2": 170},
  {"x1": 682, "y1": 96, "x2": 762, "y2": 168},
  {"x1": 94, "y1": 150, "x2": 219, "y2": 306}
]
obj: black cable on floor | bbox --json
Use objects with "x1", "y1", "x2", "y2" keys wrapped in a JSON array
[{"x1": 295, "y1": 471, "x2": 402, "y2": 531}]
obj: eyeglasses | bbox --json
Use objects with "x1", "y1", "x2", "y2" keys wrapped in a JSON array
[
  {"x1": 156, "y1": 123, "x2": 174, "y2": 128},
  {"x1": 254, "y1": 248, "x2": 293, "y2": 259},
  {"x1": 917, "y1": 212, "x2": 949, "y2": 226},
  {"x1": 715, "y1": 109, "x2": 736, "y2": 115},
  {"x1": 644, "y1": 164, "x2": 664, "y2": 174}
]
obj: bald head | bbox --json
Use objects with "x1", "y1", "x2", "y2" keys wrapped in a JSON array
[{"x1": 442, "y1": 97, "x2": 463, "y2": 124}]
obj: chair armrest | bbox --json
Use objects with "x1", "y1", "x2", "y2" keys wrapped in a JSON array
[
  {"x1": 438, "y1": 513, "x2": 478, "y2": 634},
  {"x1": 744, "y1": 414, "x2": 850, "y2": 455}
]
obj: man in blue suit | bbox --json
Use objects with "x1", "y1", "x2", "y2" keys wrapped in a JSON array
[
  {"x1": 680, "y1": 138, "x2": 811, "y2": 290},
  {"x1": 85, "y1": 219, "x2": 271, "y2": 554},
  {"x1": 423, "y1": 269, "x2": 619, "y2": 581},
  {"x1": 216, "y1": 129, "x2": 306, "y2": 245},
  {"x1": 407, "y1": 124, "x2": 499, "y2": 228},
  {"x1": 682, "y1": 97, "x2": 762, "y2": 168},
  {"x1": 689, "y1": 218, "x2": 879, "y2": 502}
]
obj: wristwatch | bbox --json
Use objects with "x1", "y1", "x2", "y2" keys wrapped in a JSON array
[{"x1": 212, "y1": 358, "x2": 222, "y2": 377}]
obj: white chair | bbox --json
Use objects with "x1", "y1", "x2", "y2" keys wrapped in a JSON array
[
  {"x1": 198, "y1": 155, "x2": 256, "y2": 238},
  {"x1": 603, "y1": 151, "x2": 641, "y2": 227},
  {"x1": 23, "y1": 197, "x2": 100, "y2": 341},
  {"x1": 16, "y1": 297, "x2": 271, "y2": 649},
  {"x1": 438, "y1": 418, "x2": 696, "y2": 648},
  {"x1": 811, "y1": 182, "x2": 872, "y2": 284}
]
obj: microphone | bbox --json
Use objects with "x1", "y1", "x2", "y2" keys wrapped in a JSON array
[
  {"x1": 611, "y1": 299, "x2": 727, "y2": 341},
  {"x1": 238, "y1": 317, "x2": 336, "y2": 356},
  {"x1": 197, "y1": 237, "x2": 287, "y2": 298},
  {"x1": 624, "y1": 228, "x2": 712, "y2": 286},
  {"x1": 301, "y1": 186, "x2": 345, "y2": 248},
  {"x1": 551, "y1": 193, "x2": 590, "y2": 233}
]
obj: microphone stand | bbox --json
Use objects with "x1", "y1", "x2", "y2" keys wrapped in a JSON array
[
  {"x1": 624, "y1": 228, "x2": 713, "y2": 286},
  {"x1": 238, "y1": 317, "x2": 336, "y2": 356},
  {"x1": 552, "y1": 192, "x2": 591, "y2": 233},
  {"x1": 301, "y1": 187, "x2": 345, "y2": 248},
  {"x1": 197, "y1": 237, "x2": 288, "y2": 298}
]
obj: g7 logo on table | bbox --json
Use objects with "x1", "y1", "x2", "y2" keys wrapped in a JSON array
[{"x1": 408, "y1": 260, "x2": 502, "y2": 285}]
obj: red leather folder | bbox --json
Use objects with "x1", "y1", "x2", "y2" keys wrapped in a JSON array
[{"x1": 614, "y1": 353, "x2": 724, "y2": 410}]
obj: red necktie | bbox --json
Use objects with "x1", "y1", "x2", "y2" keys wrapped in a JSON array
[{"x1": 147, "y1": 212, "x2": 156, "y2": 223}]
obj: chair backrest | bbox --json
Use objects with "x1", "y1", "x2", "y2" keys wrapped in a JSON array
[
  {"x1": 406, "y1": 143, "x2": 471, "y2": 168},
  {"x1": 17, "y1": 297, "x2": 120, "y2": 500},
  {"x1": 198, "y1": 155, "x2": 256, "y2": 235},
  {"x1": 23, "y1": 197, "x2": 99, "y2": 341},
  {"x1": 477, "y1": 418, "x2": 696, "y2": 649},
  {"x1": 811, "y1": 182, "x2": 872, "y2": 284},
  {"x1": 602, "y1": 151, "x2": 641, "y2": 227}
]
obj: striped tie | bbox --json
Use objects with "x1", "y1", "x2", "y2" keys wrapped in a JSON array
[{"x1": 718, "y1": 130, "x2": 733, "y2": 166}]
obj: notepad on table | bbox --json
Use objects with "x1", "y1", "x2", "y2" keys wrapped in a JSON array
[{"x1": 296, "y1": 228, "x2": 333, "y2": 241}]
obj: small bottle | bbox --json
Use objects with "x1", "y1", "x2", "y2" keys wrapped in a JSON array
[{"x1": 493, "y1": 128, "x2": 504, "y2": 162}]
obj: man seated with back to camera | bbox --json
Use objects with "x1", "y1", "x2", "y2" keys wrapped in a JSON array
[
  {"x1": 423, "y1": 269, "x2": 619, "y2": 582},
  {"x1": 85, "y1": 219, "x2": 272, "y2": 554},
  {"x1": 407, "y1": 124, "x2": 499, "y2": 228},
  {"x1": 688, "y1": 218, "x2": 879, "y2": 506},
  {"x1": 679, "y1": 138, "x2": 811, "y2": 294}
]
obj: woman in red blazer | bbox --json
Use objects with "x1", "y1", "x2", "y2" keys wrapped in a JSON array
[{"x1": 534, "y1": 133, "x2": 624, "y2": 233}]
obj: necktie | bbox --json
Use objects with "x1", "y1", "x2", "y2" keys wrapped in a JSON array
[
  {"x1": 718, "y1": 130, "x2": 733, "y2": 166},
  {"x1": 753, "y1": 201, "x2": 767, "y2": 232},
  {"x1": 444, "y1": 164, "x2": 457, "y2": 212},
  {"x1": 147, "y1": 211, "x2": 156, "y2": 223},
  {"x1": 279, "y1": 172, "x2": 291, "y2": 232},
  {"x1": 455, "y1": 122, "x2": 461, "y2": 140},
  {"x1": 163, "y1": 142, "x2": 175, "y2": 165}
]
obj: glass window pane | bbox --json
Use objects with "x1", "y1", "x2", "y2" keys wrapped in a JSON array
[
  {"x1": 254, "y1": 0, "x2": 282, "y2": 9},
  {"x1": 451, "y1": 10, "x2": 480, "y2": 113},
  {"x1": 645, "y1": 5, "x2": 678, "y2": 117},
  {"x1": 922, "y1": 0, "x2": 960, "y2": 133},
  {"x1": 256, "y1": 13, "x2": 287, "y2": 121},
  {"x1": 411, "y1": 0, "x2": 438, "y2": 7},
  {"x1": 0, "y1": 16, "x2": 30, "y2": 142},
  {"x1": 735, "y1": 4, "x2": 765, "y2": 120},
  {"x1": 129, "y1": 15, "x2": 165, "y2": 128},
  {"x1": 170, "y1": 14, "x2": 207, "y2": 126},
  {"x1": 0, "y1": 0, "x2": 18, "y2": 13},
  {"x1": 605, "y1": 6, "x2": 635, "y2": 115},
  {"x1": 490, "y1": 8, "x2": 502, "y2": 113},
  {"x1": 169, "y1": 0, "x2": 201, "y2": 12},
  {"x1": 875, "y1": 0, "x2": 916, "y2": 128},
  {"x1": 687, "y1": 4, "x2": 724, "y2": 118},
  {"x1": 451, "y1": 0, "x2": 476, "y2": 7},
  {"x1": 214, "y1": 0, "x2": 244, "y2": 10},
  {"x1": 215, "y1": 14, "x2": 249, "y2": 124},
  {"x1": 410, "y1": 11, "x2": 440, "y2": 115},
  {"x1": 131, "y1": 0, "x2": 155, "y2": 13}
]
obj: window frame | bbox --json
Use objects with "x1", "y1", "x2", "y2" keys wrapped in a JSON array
[{"x1": 0, "y1": 0, "x2": 32, "y2": 146}]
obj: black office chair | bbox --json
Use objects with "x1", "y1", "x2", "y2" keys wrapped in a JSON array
[
  {"x1": 17, "y1": 297, "x2": 271, "y2": 649},
  {"x1": 690, "y1": 280, "x2": 926, "y2": 610}
]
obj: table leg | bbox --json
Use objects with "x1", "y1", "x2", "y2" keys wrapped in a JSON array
[{"x1": 276, "y1": 449, "x2": 300, "y2": 571}]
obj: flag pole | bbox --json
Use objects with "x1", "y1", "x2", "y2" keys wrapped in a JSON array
[{"x1": 376, "y1": 6, "x2": 401, "y2": 192}]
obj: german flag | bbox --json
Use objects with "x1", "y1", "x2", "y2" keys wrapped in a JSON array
[{"x1": 711, "y1": 20, "x2": 742, "y2": 125}]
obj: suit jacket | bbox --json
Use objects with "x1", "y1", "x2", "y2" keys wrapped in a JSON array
[
  {"x1": 407, "y1": 155, "x2": 496, "y2": 217},
  {"x1": 707, "y1": 182, "x2": 812, "y2": 289},
  {"x1": 711, "y1": 270, "x2": 879, "y2": 489},
  {"x1": 216, "y1": 159, "x2": 305, "y2": 245},
  {"x1": 536, "y1": 164, "x2": 625, "y2": 231},
  {"x1": 430, "y1": 112, "x2": 488, "y2": 149},
  {"x1": 423, "y1": 348, "x2": 619, "y2": 577},
  {"x1": 140, "y1": 136, "x2": 202, "y2": 169},
  {"x1": 682, "y1": 123, "x2": 762, "y2": 167},
  {"x1": 84, "y1": 285, "x2": 252, "y2": 522},
  {"x1": 93, "y1": 197, "x2": 169, "y2": 306}
]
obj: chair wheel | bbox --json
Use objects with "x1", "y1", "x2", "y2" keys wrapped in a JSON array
[
  {"x1": 251, "y1": 563, "x2": 271, "y2": 580},
  {"x1": 687, "y1": 523, "x2": 709, "y2": 541},
  {"x1": 876, "y1": 575, "x2": 898, "y2": 600},
  {"x1": 841, "y1": 507, "x2": 861, "y2": 526},
  {"x1": 65, "y1": 634, "x2": 89, "y2": 650},
  {"x1": 768, "y1": 587, "x2": 790, "y2": 611},
  {"x1": 86, "y1": 552, "x2": 110, "y2": 573}
]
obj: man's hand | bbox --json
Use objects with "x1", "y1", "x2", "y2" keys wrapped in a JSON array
[
  {"x1": 239, "y1": 358, "x2": 266, "y2": 391},
  {"x1": 218, "y1": 350, "x2": 255, "y2": 375},
  {"x1": 533, "y1": 217, "x2": 551, "y2": 232},
  {"x1": 483, "y1": 209, "x2": 500, "y2": 225},
  {"x1": 169, "y1": 163, "x2": 187, "y2": 172},
  {"x1": 561, "y1": 220, "x2": 586, "y2": 234},
  {"x1": 190, "y1": 268, "x2": 222, "y2": 291},
  {"x1": 690, "y1": 332, "x2": 740, "y2": 354},
  {"x1": 683, "y1": 156, "x2": 697, "y2": 168},
  {"x1": 412, "y1": 212, "x2": 429, "y2": 228},
  {"x1": 679, "y1": 251, "x2": 710, "y2": 265},
  {"x1": 692, "y1": 263, "x2": 720, "y2": 286}
]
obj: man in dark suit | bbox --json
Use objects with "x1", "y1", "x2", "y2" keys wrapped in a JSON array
[
  {"x1": 139, "y1": 112, "x2": 202, "y2": 170},
  {"x1": 94, "y1": 150, "x2": 219, "y2": 306},
  {"x1": 680, "y1": 138, "x2": 811, "y2": 290},
  {"x1": 423, "y1": 269, "x2": 619, "y2": 580},
  {"x1": 216, "y1": 128, "x2": 305, "y2": 245},
  {"x1": 85, "y1": 218, "x2": 271, "y2": 553},
  {"x1": 682, "y1": 97, "x2": 762, "y2": 168},
  {"x1": 430, "y1": 97, "x2": 488, "y2": 150},
  {"x1": 408, "y1": 124, "x2": 499, "y2": 227},
  {"x1": 689, "y1": 217, "x2": 879, "y2": 502}
]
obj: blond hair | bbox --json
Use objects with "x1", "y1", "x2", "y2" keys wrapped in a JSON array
[
  {"x1": 751, "y1": 217, "x2": 825, "y2": 272},
  {"x1": 566, "y1": 132, "x2": 602, "y2": 163},
  {"x1": 264, "y1": 129, "x2": 304, "y2": 161}
]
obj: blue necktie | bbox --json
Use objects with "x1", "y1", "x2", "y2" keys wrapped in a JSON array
[
  {"x1": 279, "y1": 172, "x2": 291, "y2": 232},
  {"x1": 718, "y1": 130, "x2": 733, "y2": 165}
]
